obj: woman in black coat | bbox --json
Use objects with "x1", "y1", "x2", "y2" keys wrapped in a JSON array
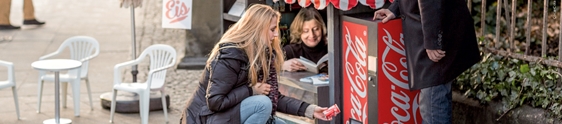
[
  {"x1": 374, "y1": 0, "x2": 481, "y2": 123},
  {"x1": 180, "y1": 4, "x2": 330, "y2": 124}
]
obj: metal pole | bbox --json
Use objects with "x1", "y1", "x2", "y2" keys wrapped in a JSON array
[
  {"x1": 55, "y1": 72, "x2": 60, "y2": 124},
  {"x1": 559, "y1": 0, "x2": 562, "y2": 83},
  {"x1": 130, "y1": 7, "x2": 138, "y2": 83},
  {"x1": 327, "y1": 4, "x2": 342, "y2": 124},
  {"x1": 525, "y1": 0, "x2": 532, "y2": 55},
  {"x1": 495, "y1": 0, "x2": 501, "y2": 46},
  {"x1": 510, "y1": 0, "x2": 515, "y2": 51},
  {"x1": 481, "y1": 0, "x2": 486, "y2": 37},
  {"x1": 542, "y1": 0, "x2": 548, "y2": 57}
]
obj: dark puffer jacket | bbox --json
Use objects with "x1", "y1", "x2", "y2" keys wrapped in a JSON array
[{"x1": 181, "y1": 44, "x2": 311, "y2": 124}]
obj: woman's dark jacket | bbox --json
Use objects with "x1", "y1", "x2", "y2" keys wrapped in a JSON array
[
  {"x1": 181, "y1": 44, "x2": 310, "y2": 124},
  {"x1": 283, "y1": 42, "x2": 328, "y2": 63},
  {"x1": 388, "y1": 0, "x2": 481, "y2": 90}
]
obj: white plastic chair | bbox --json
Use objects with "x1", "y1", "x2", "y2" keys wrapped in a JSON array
[
  {"x1": 109, "y1": 44, "x2": 176, "y2": 124},
  {"x1": 37, "y1": 36, "x2": 100, "y2": 116},
  {"x1": 0, "y1": 60, "x2": 20, "y2": 120}
]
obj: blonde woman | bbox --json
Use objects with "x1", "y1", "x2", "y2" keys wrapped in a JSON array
[
  {"x1": 282, "y1": 7, "x2": 328, "y2": 72},
  {"x1": 181, "y1": 4, "x2": 331, "y2": 124}
]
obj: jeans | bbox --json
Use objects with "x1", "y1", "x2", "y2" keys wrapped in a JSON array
[
  {"x1": 240, "y1": 95, "x2": 273, "y2": 124},
  {"x1": 419, "y1": 81, "x2": 452, "y2": 124}
]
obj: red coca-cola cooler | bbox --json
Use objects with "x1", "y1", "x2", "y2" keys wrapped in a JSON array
[{"x1": 341, "y1": 15, "x2": 422, "y2": 124}]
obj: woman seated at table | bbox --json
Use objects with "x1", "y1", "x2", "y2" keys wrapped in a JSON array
[{"x1": 282, "y1": 7, "x2": 328, "y2": 72}]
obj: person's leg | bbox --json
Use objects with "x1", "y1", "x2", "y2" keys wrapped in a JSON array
[
  {"x1": 240, "y1": 95, "x2": 272, "y2": 124},
  {"x1": 22, "y1": 0, "x2": 44, "y2": 25},
  {"x1": 0, "y1": 0, "x2": 12, "y2": 25},
  {"x1": 419, "y1": 81, "x2": 452, "y2": 124},
  {"x1": 23, "y1": 0, "x2": 35, "y2": 20},
  {"x1": 0, "y1": 0, "x2": 19, "y2": 29}
]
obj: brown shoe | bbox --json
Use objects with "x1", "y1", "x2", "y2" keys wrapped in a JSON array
[
  {"x1": 0, "y1": 25, "x2": 21, "y2": 30},
  {"x1": 23, "y1": 19, "x2": 45, "y2": 25}
]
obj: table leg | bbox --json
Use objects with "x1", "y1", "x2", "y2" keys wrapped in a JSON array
[
  {"x1": 55, "y1": 71, "x2": 60, "y2": 124},
  {"x1": 43, "y1": 71, "x2": 71, "y2": 124}
]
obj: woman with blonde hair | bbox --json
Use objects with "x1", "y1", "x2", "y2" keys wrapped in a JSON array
[
  {"x1": 181, "y1": 4, "x2": 331, "y2": 124},
  {"x1": 282, "y1": 7, "x2": 328, "y2": 72}
]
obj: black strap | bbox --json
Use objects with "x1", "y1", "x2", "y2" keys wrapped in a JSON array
[{"x1": 266, "y1": 115, "x2": 276, "y2": 124}]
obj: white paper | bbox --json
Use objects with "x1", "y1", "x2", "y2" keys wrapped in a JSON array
[
  {"x1": 228, "y1": 0, "x2": 246, "y2": 17},
  {"x1": 299, "y1": 74, "x2": 329, "y2": 85},
  {"x1": 162, "y1": 0, "x2": 192, "y2": 29},
  {"x1": 368, "y1": 56, "x2": 376, "y2": 73}
]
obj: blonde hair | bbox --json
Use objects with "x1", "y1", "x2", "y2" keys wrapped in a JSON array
[
  {"x1": 289, "y1": 7, "x2": 327, "y2": 44},
  {"x1": 206, "y1": 4, "x2": 283, "y2": 86}
]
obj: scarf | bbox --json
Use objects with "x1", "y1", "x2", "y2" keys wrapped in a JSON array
[{"x1": 257, "y1": 54, "x2": 280, "y2": 115}]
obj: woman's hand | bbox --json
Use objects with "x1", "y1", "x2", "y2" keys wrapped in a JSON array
[
  {"x1": 282, "y1": 58, "x2": 306, "y2": 72},
  {"x1": 373, "y1": 9, "x2": 396, "y2": 23},
  {"x1": 312, "y1": 106, "x2": 331, "y2": 121},
  {"x1": 251, "y1": 83, "x2": 271, "y2": 95}
]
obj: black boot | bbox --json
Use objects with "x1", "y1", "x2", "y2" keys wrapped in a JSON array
[
  {"x1": 23, "y1": 19, "x2": 45, "y2": 25},
  {"x1": 0, "y1": 25, "x2": 21, "y2": 30}
]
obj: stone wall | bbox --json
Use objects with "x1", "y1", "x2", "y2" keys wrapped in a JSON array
[{"x1": 453, "y1": 91, "x2": 562, "y2": 124}]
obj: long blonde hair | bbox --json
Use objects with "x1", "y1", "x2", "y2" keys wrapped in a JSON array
[
  {"x1": 206, "y1": 4, "x2": 283, "y2": 86},
  {"x1": 289, "y1": 7, "x2": 327, "y2": 44}
]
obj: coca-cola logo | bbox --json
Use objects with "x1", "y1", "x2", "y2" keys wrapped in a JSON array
[
  {"x1": 381, "y1": 29, "x2": 420, "y2": 124},
  {"x1": 343, "y1": 26, "x2": 368, "y2": 123}
]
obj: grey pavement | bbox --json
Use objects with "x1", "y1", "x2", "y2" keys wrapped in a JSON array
[{"x1": 0, "y1": 0, "x2": 202, "y2": 124}]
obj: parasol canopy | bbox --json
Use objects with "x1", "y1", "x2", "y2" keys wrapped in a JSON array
[{"x1": 120, "y1": 0, "x2": 143, "y2": 8}]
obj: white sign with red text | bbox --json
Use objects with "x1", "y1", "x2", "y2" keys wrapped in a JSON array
[{"x1": 162, "y1": 0, "x2": 192, "y2": 29}]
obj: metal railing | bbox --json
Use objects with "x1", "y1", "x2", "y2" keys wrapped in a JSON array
[{"x1": 469, "y1": 0, "x2": 562, "y2": 71}]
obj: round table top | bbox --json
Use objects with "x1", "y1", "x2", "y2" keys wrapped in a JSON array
[{"x1": 31, "y1": 59, "x2": 82, "y2": 71}]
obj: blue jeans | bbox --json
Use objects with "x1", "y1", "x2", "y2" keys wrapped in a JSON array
[
  {"x1": 419, "y1": 81, "x2": 452, "y2": 124},
  {"x1": 240, "y1": 95, "x2": 286, "y2": 124}
]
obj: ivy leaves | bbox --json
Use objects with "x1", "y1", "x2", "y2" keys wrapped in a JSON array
[{"x1": 456, "y1": 53, "x2": 562, "y2": 119}]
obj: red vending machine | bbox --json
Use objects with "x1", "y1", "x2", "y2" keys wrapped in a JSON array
[{"x1": 341, "y1": 16, "x2": 422, "y2": 124}]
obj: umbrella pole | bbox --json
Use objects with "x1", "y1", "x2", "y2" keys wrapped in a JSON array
[
  {"x1": 130, "y1": 7, "x2": 138, "y2": 83},
  {"x1": 100, "y1": 3, "x2": 169, "y2": 113}
]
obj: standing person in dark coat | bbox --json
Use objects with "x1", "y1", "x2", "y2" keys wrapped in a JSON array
[
  {"x1": 374, "y1": 0, "x2": 481, "y2": 123},
  {"x1": 282, "y1": 7, "x2": 328, "y2": 72},
  {"x1": 180, "y1": 4, "x2": 331, "y2": 124}
]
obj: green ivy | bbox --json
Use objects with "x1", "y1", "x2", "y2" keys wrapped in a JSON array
[
  {"x1": 456, "y1": 52, "x2": 562, "y2": 119},
  {"x1": 458, "y1": 0, "x2": 562, "y2": 119}
]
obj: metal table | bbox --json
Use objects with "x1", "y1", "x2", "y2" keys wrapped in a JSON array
[{"x1": 32, "y1": 59, "x2": 82, "y2": 124}]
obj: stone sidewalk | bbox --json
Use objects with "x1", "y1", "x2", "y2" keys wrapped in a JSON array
[{"x1": 0, "y1": 0, "x2": 200, "y2": 123}]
